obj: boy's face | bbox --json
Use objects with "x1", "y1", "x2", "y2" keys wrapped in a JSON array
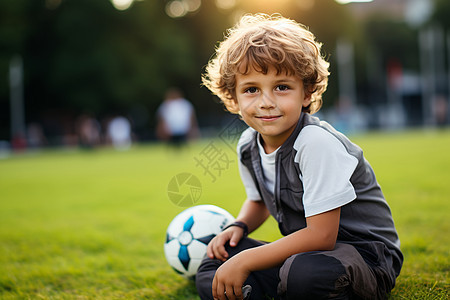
[{"x1": 232, "y1": 65, "x2": 311, "y2": 153}]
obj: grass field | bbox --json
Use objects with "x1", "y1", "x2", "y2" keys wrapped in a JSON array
[{"x1": 0, "y1": 129, "x2": 449, "y2": 299}]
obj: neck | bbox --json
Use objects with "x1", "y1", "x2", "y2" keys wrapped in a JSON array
[{"x1": 260, "y1": 136, "x2": 283, "y2": 154}]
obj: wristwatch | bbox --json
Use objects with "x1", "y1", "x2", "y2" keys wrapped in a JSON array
[{"x1": 222, "y1": 221, "x2": 248, "y2": 237}]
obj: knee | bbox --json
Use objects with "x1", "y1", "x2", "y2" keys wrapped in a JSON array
[
  {"x1": 196, "y1": 238, "x2": 265, "y2": 299},
  {"x1": 195, "y1": 256, "x2": 221, "y2": 300},
  {"x1": 225, "y1": 237, "x2": 265, "y2": 257},
  {"x1": 279, "y1": 253, "x2": 350, "y2": 300}
]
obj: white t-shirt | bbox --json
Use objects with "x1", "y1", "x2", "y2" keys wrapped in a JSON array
[
  {"x1": 157, "y1": 98, "x2": 193, "y2": 135},
  {"x1": 238, "y1": 125, "x2": 358, "y2": 218}
]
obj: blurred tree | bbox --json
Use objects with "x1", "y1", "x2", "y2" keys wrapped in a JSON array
[
  {"x1": 0, "y1": 0, "x2": 208, "y2": 140},
  {"x1": 360, "y1": 15, "x2": 419, "y2": 108},
  {"x1": 432, "y1": 0, "x2": 450, "y2": 30},
  {"x1": 40, "y1": 0, "x2": 199, "y2": 113},
  {"x1": 0, "y1": 0, "x2": 38, "y2": 140},
  {"x1": 364, "y1": 16, "x2": 419, "y2": 71}
]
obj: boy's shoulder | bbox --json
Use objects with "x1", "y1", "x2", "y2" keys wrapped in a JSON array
[
  {"x1": 295, "y1": 122, "x2": 340, "y2": 148},
  {"x1": 236, "y1": 126, "x2": 256, "y2": 156}
]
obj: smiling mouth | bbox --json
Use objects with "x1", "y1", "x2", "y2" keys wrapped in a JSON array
[{"x1": 256, "y1": 115, "x2": 281, "y2": 121}]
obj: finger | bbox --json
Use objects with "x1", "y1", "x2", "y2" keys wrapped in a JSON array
[
  {"x1": 225, "y1": 284, "x2": 235, "y2": 300},
  {"x1": 229, "y1": 230, "x2": 242, "y2": 247},
  {"x1": 212, "y1": 275, "x2": 218, "y2": 300},
  {"x1": 216, "y1": 282, "x2": 225, "y2": 300},
  {"x1": 233, "y1": 284, "x2": 243, "y2": 300},
  {"x1": 209, "y1": 235, "x2": 229, "y2": 261},
  {"x1": 206, "y1": 239, "x2": 215, "y2": 259},
  {"x1": 211, "y1": 237, "x2": 228, "y2": 261},
  {"x1": 215, "y1": 243, "x2": 228, "y2": 261}
]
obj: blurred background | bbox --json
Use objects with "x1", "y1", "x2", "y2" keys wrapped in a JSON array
[{"x1": 1, "y1": 0, "x2": 449, "y2": 152}]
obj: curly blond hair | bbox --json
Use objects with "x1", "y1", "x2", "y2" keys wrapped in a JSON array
[{"x1": 202, "y1": 14, "x2": 330, "y2": 114}]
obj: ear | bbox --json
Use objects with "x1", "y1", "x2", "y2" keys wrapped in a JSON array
[{"x1": 302, "y1": 93, "x2": 312, "y2": 108}]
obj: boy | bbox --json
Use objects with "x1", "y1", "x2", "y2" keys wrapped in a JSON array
[{"x1": 196, "y1": 14, "x2": 403, "y2": 300}]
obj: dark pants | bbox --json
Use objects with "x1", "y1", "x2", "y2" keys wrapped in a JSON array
[
  {"x1": 169, "y1": 133, "x2": 188, "y2": 147},
  {"x1": 196, "y1": 238, "x2": 396, "y2": 300}
]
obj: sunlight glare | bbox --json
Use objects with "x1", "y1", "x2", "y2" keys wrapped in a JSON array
[
  {"x1": 295, "y1": 0, "x2": 314, "y2": 11},
  {"x1": 111, "y1": 0, "x2": 134, "y2": 10},
  {"x1": 185, "y1": 0, "x2": 202, "y2": 12},
  {"x1": 165, "y1": 0, "x2": 201, "y2": 18},
  {"x1": 166, "y1": 0, "x2": 187, "y2": 18},
  {"x1": 215, "y1": 0, "x2": 237, "y2": 10}
]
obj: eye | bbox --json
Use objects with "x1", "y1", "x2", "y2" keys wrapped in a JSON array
[
  {"x1": 244, "y1": 87, "x2": 258, "y2": 94},
  {"x1": 276, "y1": 85, "x2": 289, "y2": 91}
]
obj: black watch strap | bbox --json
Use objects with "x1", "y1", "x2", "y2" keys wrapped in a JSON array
[{"x1": 223, "y1": 221, "x2": 248, "y2": 237}]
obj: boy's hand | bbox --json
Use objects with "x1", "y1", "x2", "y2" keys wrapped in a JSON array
[
  {"x1": 207, "y1": 226, "x2": 244, "y2": 261},
  {"x1": 212, "y1": 252, "x2": 251, "y2": 300}
]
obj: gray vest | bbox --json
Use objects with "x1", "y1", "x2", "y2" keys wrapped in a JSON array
[{"x1": 240, "y1": 113, "x2": 403, "y2": 275}]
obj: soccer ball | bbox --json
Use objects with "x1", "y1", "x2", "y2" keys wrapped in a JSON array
[{"x1": 164, "y1": 205, "x2": 235, "y2": 278}]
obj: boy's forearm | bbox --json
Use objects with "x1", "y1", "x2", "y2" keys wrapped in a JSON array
[
  {"x1": 239, "y1": 208, "x2": 340, "y2": 271},
  {"x1": 236, "y1": 199, "x2": 270, "y2": 234},
  {"x1": 241, "y1": 230, "x2": 330, "y2": 271}
]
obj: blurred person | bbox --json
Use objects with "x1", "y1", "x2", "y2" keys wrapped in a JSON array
[
  {"x1": 76, "y1": 114, "x2": 101, "y2": 149},
  {"x1": 27, "y1": 122, "x2": 47, "y2": 149},
  {"x1": 434, "y1": 95, "x2": 448, "y2": 127},
  {"x1": 156, "y1": 87, "x2": 199, "y2": 147},
  {"x1": 10, "y1": 133, "x2": 27, "y2": 151},
  {"x1": 107, "y1": 115, "x2": 132, "y2": 150},
  {"x1": 0, "y1": 140, "x2": 11, "y2": 159},
  {"x1": 196, "y1": 14, "x2": 403, "y2": 300}
]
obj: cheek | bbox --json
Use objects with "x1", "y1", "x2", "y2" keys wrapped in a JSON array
[
  {"x1": 281, "y1": 99, "x2": 300, "y2": 111},
  {"x1": 236, "y1": 98, "x2": 253, "y2": 113},
  {"x1": 282, "y1": 101, "x2": 303, "y2": 119}
]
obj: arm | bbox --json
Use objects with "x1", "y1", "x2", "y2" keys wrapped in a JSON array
[
  {"x1": 236, "y1": 198, "x2": 270, "y2": 234},
  {"x1": 207, "y1": 199, "x2": 269, "y2": 261},
  {"x1": 212, "y1": 207, "x2": 341, "y2": 300},
  {"x1": 155, "y1": 116, "x2": 169, "y2": 140},
  {"x1": 238, "y1": 207, "x2": 340, "y2": 270}
]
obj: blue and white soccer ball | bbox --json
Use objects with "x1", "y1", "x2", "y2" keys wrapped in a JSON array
[{"x1": 164, "y1": 205, "x2": 235, "y2": 278}]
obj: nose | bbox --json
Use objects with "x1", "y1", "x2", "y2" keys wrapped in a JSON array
[{"x1": 258, "y1": 92, "x2": 276, "y2": 109}]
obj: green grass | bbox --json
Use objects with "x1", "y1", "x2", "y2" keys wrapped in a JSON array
[{"x1": 0, "y1": 129, "x2": 449, "y2": 299}]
